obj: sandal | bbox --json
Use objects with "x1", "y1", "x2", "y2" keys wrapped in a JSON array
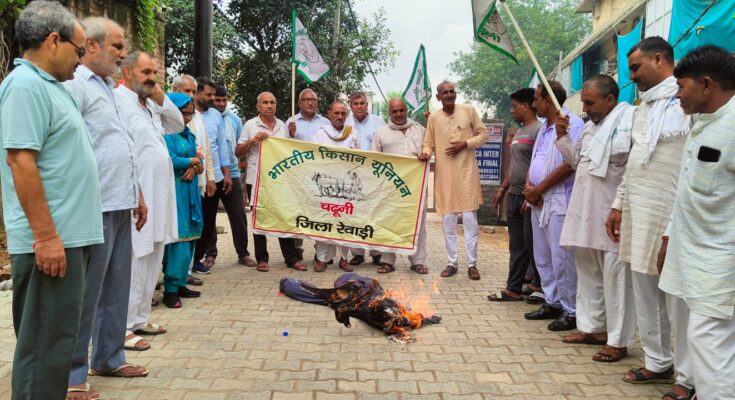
[
  {"x1": 239, "y1": 256, "x2": 256, "y2": 267},
  {"x1": 661, "y1": 385, "x2": 695, "y2": 400},
  {"x1": 256, "y1": 262, "x2": 269, "y2": 272},
  {"x1": 314, "y1": 261, "x2": 328, "y2": 272},
  {"x1": 377, "y1": 263, "x2": 395, "y2": 274},
  {"x1": 622, "y1": 367, "x2": 675, "y2": 384},
  {"x1": 468, "y1": 266, "x2": 481, "y2": 280},
  {"x1": 409, "y1": 264, "x2": 428, "y2": 274},
  {"x1": 162, "y1": 292, "x2": 181, "y2": 309},
  {"x1": 562, "y1": 331, "x2": 607, "y2": 345},
  {"x1": 124, "y1": 333, "x2": 150, "y2": 351},
  {"x1": 526, "y1": 291, "x2": 546, "y2": 305},
  {"x1": 89, "y1": 363, "x2": 149, "y2": 378},
  {"x1": 67, "y1": 383, "x2": 100, "y2": 400},
  {"x1": 134, "y1": 322, "x2": 166, "y2": 335},
  {"x1": 338, "y1": 258, "x2": 353, "y2": 272},
  {"x1": 487, "y1": 290, "x2": 523, "y2": 302},
  {"x1": 592, "y1": 345, "x2": 628, "y2": 363},
  {"x1": 440, "y1": 265, "x2": 458, "y2": 277},
  {"x1": 287, "y1": 261, "x2": 307, "y2": 271}
]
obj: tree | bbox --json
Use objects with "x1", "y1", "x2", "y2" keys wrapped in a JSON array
[
  {"x1": 450, "y1": 0, "x2": 590, "y2": 124},
  {"x1": 162, "y1": 0, "x2": 398, "y2": 120}
]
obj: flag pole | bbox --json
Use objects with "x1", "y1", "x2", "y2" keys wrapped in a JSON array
[
  {"x1": 291, "y1": 63, "x2": 296, "y2": 118},
  {"x1": 498, "y1": 0, "x2": 562, "y2": 112}
]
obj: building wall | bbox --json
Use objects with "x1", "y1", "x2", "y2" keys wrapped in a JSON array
[{"x1": 64, "y1": 0, "x2": 166, "y2": 77}]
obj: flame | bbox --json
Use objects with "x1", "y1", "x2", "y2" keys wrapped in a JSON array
[{"x1": 384, "y1": 279, "x2": 440, "y2": 317}]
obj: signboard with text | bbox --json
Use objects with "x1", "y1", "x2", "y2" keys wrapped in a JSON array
[{"x1": 476, "y1": 123, "x2": 503, "y2": 185}]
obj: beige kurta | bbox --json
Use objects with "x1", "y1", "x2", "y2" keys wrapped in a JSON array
[
  {"x1": 611, "y1": 100, "x2": 688, "y2": 275},
  {"x1": 423, "y1": 104, "x2": 489, "y2": 215},
  {"x1": 557, "y1": 120, "x2": 629, "y2": 253}
]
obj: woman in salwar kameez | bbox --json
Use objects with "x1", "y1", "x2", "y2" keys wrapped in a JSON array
[{"x1": 162, "y1": 93, "x2": 204, "y2": 308}]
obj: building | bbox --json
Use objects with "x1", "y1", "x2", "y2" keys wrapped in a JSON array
[{"x1": 549, "y1": 0, "x2": 673, "y2": 115}]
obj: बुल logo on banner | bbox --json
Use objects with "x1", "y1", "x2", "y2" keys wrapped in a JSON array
[{"x1": 252, "y1": 137, "x2": 428, "y2": 255}]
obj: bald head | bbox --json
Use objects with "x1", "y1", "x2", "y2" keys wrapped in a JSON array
[{"x1": 388, "y1": 97, "x2": 408, "y2": 126}]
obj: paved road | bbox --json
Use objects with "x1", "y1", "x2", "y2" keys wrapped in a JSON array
[{"x1": 0, "y1": 213, "x2": 668, "y2": 399}]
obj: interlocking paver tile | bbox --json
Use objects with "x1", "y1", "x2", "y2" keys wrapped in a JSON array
[{"x1": 0, "y1": 213, "x2": 672, "y2": 399}]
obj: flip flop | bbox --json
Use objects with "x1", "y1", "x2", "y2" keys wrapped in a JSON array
[
  {"x1": 487, "y1": 290, "x2": 524, "y2": 302},
  {"x1": 89, "y1": 363, "x2": 149, "y2": 378},
  {"x1": 67, "y1": 383, "x2": 100, "y2": 400},
  {"x1": 123, "y1": 334, "x2": 150, "y2": 351}
]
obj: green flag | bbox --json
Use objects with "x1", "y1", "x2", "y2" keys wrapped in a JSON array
[
  {"x1": 472, "y1": 0, "x2": 518, "y2": 64},
  {"x1": 401, "y1": 44, "x2": 431, "y2": 113},
  {"x1": 292, "y1": 9, "x2": 331, "y2": 83}
]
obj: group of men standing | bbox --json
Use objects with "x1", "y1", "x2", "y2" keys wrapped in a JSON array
[{"x1": 490, "y1": 37, "x2": 734, "y2": 400}]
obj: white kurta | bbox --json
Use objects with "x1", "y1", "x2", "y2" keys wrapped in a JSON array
[
  {"x1": 611, "y1": 100, "x2": 688, "y2": 275},
  {"x1": 114, "y1": 86, "x2": 182, "y2": 258}
]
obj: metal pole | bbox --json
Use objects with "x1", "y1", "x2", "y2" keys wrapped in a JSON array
[
  {"x1": 194, "y1": 0, "x2": 213, "y2": 78},
  {"x1": 499, "y1": 0, "x2": 562, "y2": 111}
]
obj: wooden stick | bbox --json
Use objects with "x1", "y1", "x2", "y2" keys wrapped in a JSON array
[
  {"x1": 291, "y1": 63, "x2": 296, "y2": 118},
  {"x1": 499, "y1": 0, "x2": 562, "y2": 112}
]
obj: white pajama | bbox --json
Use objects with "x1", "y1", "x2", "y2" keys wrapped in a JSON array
[
  {"x1": 381, "y1": 209, "x2": 427, "y2": 266},
  {"x1": 687, "y1": 309, "x2": 735, "y2": 400},
  {"x1": 314, "y1": 241, "x2": 350, "y2": 263},
  {"x1": 442, "y1": 211, "x2": 478, "y2": 268},
  {"x1": 127, "y1": 242, "x2": 165, "y2": 332},
  {"x1": 574, "y1": 248, "x2": 636, "y2": 347},
  {"x1": 632, "y1": 271, "x2": 693, "y2": 388}
]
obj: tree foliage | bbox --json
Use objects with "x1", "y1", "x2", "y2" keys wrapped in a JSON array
[
  {"x1": 162, "y1": 0, "x2": 398, "y2": 120},
  {"x1": 450, "y1": 0, "x2": 590, "y2": 124}
]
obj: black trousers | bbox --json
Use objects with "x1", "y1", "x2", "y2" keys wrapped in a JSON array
[
  {"x1": 195, "y1": 179, "x2": 250, "y2": 263},
  {"x1": 506, "y1": 192, "x2": 540, "y2": 293},
  {"x1": 246, "y1": 184, "x2": 301, "y2": 265}
]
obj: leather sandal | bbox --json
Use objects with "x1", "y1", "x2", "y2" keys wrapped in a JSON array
[
  {"x1": 440, "y1": 265, "x2": 458, "y2": 277},
  {"x1": 256, "y1": 262, "x2": 269, "y2": 272},
  {"x1": 377, "y1": 263, "x2": 395, "y2": 274},
  {"x1": 622, "y1": 367, "x2": 675, "y2": 384},
  {"x1": 409, "y1": 264, "x2": 428, "y2": 274},
  {"x1": 467, "y1": 266, "x2": 481, "y2": 280},
  {"x1": 592, "y1": 345, "x2": 627, "y2": 362},
  {"x1": 661, "y1": 384, "x2": 695, "y2": 400},
  {"x1": 314, "y1": 261, "x2": 328, "y2": 272},
  {"x1": 287, "y1": 261, "x2": 307, "y2": 271}
]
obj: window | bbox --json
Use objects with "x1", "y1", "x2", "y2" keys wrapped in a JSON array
[{"x1": 646, "y1": 0, "x2": 673, "y2": 38}]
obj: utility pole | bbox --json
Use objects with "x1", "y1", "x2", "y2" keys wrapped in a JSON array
[{"x1": 194, "y1": 0, "x2": 213, "y2": 78}]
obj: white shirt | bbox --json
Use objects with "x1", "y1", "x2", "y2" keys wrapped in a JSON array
[
  {"x1": 346, "y1": 113, "x2": 384, "y2": 150},
  {"x1": 285, "y1": 112, "x2": 330, "y2": 142},
  {"x1": 114, "y1": 85, "x2": 182, "y2": 257},
  {"x1": 659, "y1": 95, "x2": 735, "y2": 320},
  {"x1": 312, "y1": 123, "x2": 360, "y2": 149},
  {"x1": 239, "y1": 115, "x2": 287, "y2": 185}
]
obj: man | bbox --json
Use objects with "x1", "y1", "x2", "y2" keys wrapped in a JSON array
[
  {"x1": 312, "y1": 101, "x2": 361, "y2": 272},
  {"x1": 192, "y1": 77, "x2": 232, "y2": 274},
  {"x1": 198, "y1": 84, "x2": 256, "y2": 268},
  {"x1": 235, "y1": 92, "x2": 305, "y2": 272},
  {"x1": 116, "y1": 51, "x2": 184, "y2": 326},
  {"x1": 553, "y1": 75, "x2": 637, "y2": 363},
  {"x1": 285, "y1": 88, "x2": 331, "y2": 258},
  {"x1": 286, "y1": 88, "x2": 330, "y2": 141},
  {"x1": 63, "y1": 17, "x2": 148, "y2": 396},
  {"x1": 488, "y1": 88, "x2": 542, "y2": 302},
  {"x1": 172, "y1": 74, "x2": 213, "y2": 286},
  {"x1": 658, "y1": 45, "x2": 734, "y2": 400},
  {"x1": 522, "y1": 81, "x2": 584, "y2": 332},
  {"x1": 605, "y1": 37, "x2": 693, "y2": 397},
  {"x1": 346, "y1": 91, "x2": 385, "y2": 266},
  {"x1": 0, "y1": 3, "x2": 102, "y2": 398},
  {"x1": 371, "y1": 98, "x2": 428, "y2": 274},
  {"x1": 419, "y1": 81, "x2": 488, "y2": 280}
]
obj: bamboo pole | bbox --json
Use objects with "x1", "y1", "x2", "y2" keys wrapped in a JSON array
[
  {"x1": 291, "y1": 63, "x2": 296, "y2": 118},
  {"x1": 499, "y1": 0, "x2": 562, "y2": 112}
]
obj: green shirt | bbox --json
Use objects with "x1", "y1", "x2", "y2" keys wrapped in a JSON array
[{"x1": 0, "y1": 59, "x2": 103, "y2": 254}]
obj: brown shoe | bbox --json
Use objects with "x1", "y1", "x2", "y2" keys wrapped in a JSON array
[
  {"x1": 468, "y1": 266, "x2": 481, "y2": 280},
  {"x1": 338, "y1": 258, "x2": 353, "y2": 272},
  {"x1": 440, "y1": 265, "x2": 457, "y2": 277},
  {"x1": 239, "y1": 256, "x2": 257, "y2": 267},
  {"x1": 314, "y1": 261, "x2": 328, "y2": 272}
]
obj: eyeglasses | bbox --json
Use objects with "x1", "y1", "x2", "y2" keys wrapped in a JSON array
[
  {"x1": 61, "y1": 37, "x2": 86, "y2": 58},
  {"x1": 300, "y1": 98, "x2": 317, "y2": 103}
]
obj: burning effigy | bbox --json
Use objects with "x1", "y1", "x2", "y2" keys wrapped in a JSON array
[{"x1": 279, "y1": 273, "x2": 441, "y2": 342}]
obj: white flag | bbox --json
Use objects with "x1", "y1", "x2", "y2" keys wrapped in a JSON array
[
  {"x1": 472, "y1": 0, "x2": 517, "y2": 63},
  {"x1": 528, "y1": 69, "x2": 541, "y2": 88},
  {"x1": 401, "y1": 45, "x2": 431, "y2": 112},
  {"x1": 292, "y1": 10, "x2": 331, "y2": 83}
]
